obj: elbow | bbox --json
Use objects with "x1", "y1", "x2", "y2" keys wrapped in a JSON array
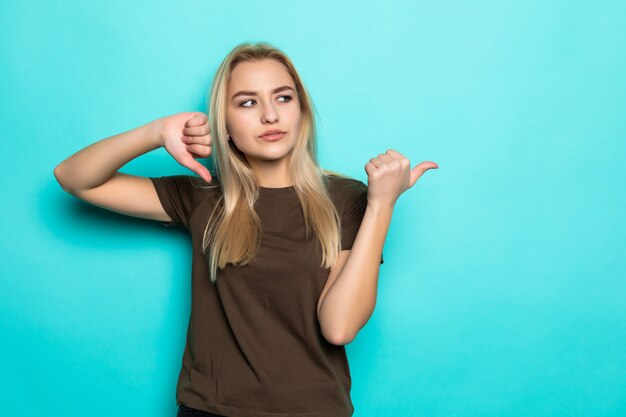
[
  {"x1": 53, "y1": 164, "x2": 64, "y2": 186},
  {"x1": 321, "y1": 325, "x2": 355, "y2": 346},
  {"x1": 53, "y1": 164, "x2": 71, "y2": 193},
  {"x1": 324, "y1": 333, "x2": 350, "y2": 346},
  {"x1": 318, "y1": 307, "x2": 358, "y2": 345},
  {"x1": 328, "y1": 333, "x2": 355, "y2": 346}
]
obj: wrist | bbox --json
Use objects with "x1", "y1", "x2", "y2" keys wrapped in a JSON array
[
  {"x1": 366, "y1": 199, "x2": 395, "y2": 216},
  {"x1": 145, "y1": 117, "x2": 164, "y2": 148}
]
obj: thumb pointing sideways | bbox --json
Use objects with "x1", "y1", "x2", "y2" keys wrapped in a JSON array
[{"x1": 409, "y1": 161, "x2": 439, "y2": 188}]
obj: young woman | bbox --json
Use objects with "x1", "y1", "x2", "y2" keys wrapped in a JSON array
[{"x1": 54, "y1": 42, "x2": 438, "y2": 417}]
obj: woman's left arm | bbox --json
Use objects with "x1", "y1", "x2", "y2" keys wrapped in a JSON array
[{"x1": 318, "y1": 149, "x2": 438, "y2": 344}]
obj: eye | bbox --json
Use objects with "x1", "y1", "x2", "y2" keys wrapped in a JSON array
[{"x1": 239, "y1": 95, "x2": 293, "y2": 107}]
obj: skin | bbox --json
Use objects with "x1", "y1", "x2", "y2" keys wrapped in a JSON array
[{"x1": 225, "y1": 59, "x2": 302, "y2": 188}]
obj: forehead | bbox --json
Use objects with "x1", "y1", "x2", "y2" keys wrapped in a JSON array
[{"x1": 228, "y1": 59, "x2": 294, "y2": 90}]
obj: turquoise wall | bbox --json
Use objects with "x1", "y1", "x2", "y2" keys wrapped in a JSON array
[{"x1": 1, "y1": 1, "x2": 624, "y2": 416}]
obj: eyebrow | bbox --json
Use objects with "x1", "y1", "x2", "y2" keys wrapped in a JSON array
[{"x1": 231, "y1": 85, "x2": 295, "y2": 100}]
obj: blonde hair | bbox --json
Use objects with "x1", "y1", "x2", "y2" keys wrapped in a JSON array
[{"x1": 196, "y1": 41, "x2": 353, "y2": 284}]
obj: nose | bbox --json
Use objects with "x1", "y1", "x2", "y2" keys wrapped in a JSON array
[{"x1": 261, "y1": 100, "x2": 279, "y2": 124}]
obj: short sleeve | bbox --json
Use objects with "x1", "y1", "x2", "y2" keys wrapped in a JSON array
[
  {"x1": 149, "y1": 175, "x2": 196, "y2": 230},
  {"x1": 340, "y1": 181, "x2": 384, "y2": 265}
]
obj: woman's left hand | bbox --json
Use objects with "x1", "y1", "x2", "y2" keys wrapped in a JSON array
[{"x1": 365, "y1": 149, "x2": 438, "y2": 208}]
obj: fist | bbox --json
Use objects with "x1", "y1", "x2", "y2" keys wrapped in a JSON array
[
  {"x1": 365, "y1": 149, "x2": 438, "y2": 207},
  {"x1": 159, "y1": 112, "x2": 213, "y2": 183}
]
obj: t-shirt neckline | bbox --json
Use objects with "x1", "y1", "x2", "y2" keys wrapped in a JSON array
[{"x1": 258, "y1": 185, "x2": 296, "y2": 195}]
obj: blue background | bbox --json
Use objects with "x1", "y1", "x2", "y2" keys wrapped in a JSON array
[{"x1": 1, "y1": 1, "x2": 624, "y2": 416}]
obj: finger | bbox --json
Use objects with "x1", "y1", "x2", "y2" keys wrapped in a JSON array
[
  {"x1": 368, "y1": 156, "x2": 382, "y2": 168},
  {"x1": 186, "y1": 143, "x2": 212, "y2": 157},
  {"x1": 185, "y1": 113, "x2": 208, "y2": 127},
  {"x1": 182, "y1": 134, "x2": 211, "y2": 146},
  {"x1": 409, "y1": 161, "x2": 439, "y2": 187},
  {"x1": 181, "y1": 155, "x2": 213, "y2": 183},
  {"x1": 183, "y1": 124, "x2": 210, "y2": 137},
  {"x1": 365, "y1": 162, "x2": 377, "y2": 176},
  {"x1": 385, "y1": 149, "x2": 406, "y2": 160},
  {"x1": 191, "y1": 163, "x2": 213, "y2": 184},
  {"x1": 386, "y1": 149, "x2": 411, "y2": 170},
  {"x1": 200, "y1": 169, "x2": 213, "y2": 184},
  {"x1": 377, "y1": 153, "x2": 396, "y2": 164}
]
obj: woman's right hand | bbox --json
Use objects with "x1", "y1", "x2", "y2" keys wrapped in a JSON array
[{"x1": 158, "y1": 111, "x2": 213, "y2": 183}]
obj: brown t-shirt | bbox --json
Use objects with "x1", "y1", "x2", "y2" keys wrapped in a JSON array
[{"x1": 149, "y1": 173, "x2": 383, "y2": 417}]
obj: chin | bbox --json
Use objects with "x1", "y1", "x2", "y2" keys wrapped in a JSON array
[
  {"x1": 261, "y1": 153, "x2": 291, "y2": 161},
  {"x1": 250, "y1": 149, "x2": 293, "y2": 162}
]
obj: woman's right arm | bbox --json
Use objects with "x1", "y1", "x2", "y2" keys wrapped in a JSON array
[{"x1": 53, "y1": 112, "x2": 213, "y2": 223}]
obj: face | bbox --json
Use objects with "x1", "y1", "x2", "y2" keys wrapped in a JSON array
[{"x1": 226, "y1": 59, "x2": 302, "y2": 166}]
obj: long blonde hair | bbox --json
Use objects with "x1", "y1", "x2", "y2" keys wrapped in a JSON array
[{"x1": 197, "y1": 41, "x2": 353, "y2": 284}]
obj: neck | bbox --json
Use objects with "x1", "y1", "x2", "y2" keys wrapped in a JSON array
[{"x1": 246, "y1": 155, "x2": 293, "y2": 188}]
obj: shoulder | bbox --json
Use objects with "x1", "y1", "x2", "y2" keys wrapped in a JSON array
[
  {"x1": 326, "y1": 173, "x2": 366, "y2": 196},
  {"x1": 150, "y1": 174, "x2": 223, "y2": 203},
  {"x1": 325, "y1": 173, "x2": 368, "y2": 210},
  {"x1": 155, "y1": 174, "x2": 221, "y2": 189}
]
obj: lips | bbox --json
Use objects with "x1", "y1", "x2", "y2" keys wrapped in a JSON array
[
  {"x1": 260, "y1": 129, "x2": 286, "y2": 138},
  {"x1": 259, "y1": 132, "x2": 286, "y2": 141}
]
